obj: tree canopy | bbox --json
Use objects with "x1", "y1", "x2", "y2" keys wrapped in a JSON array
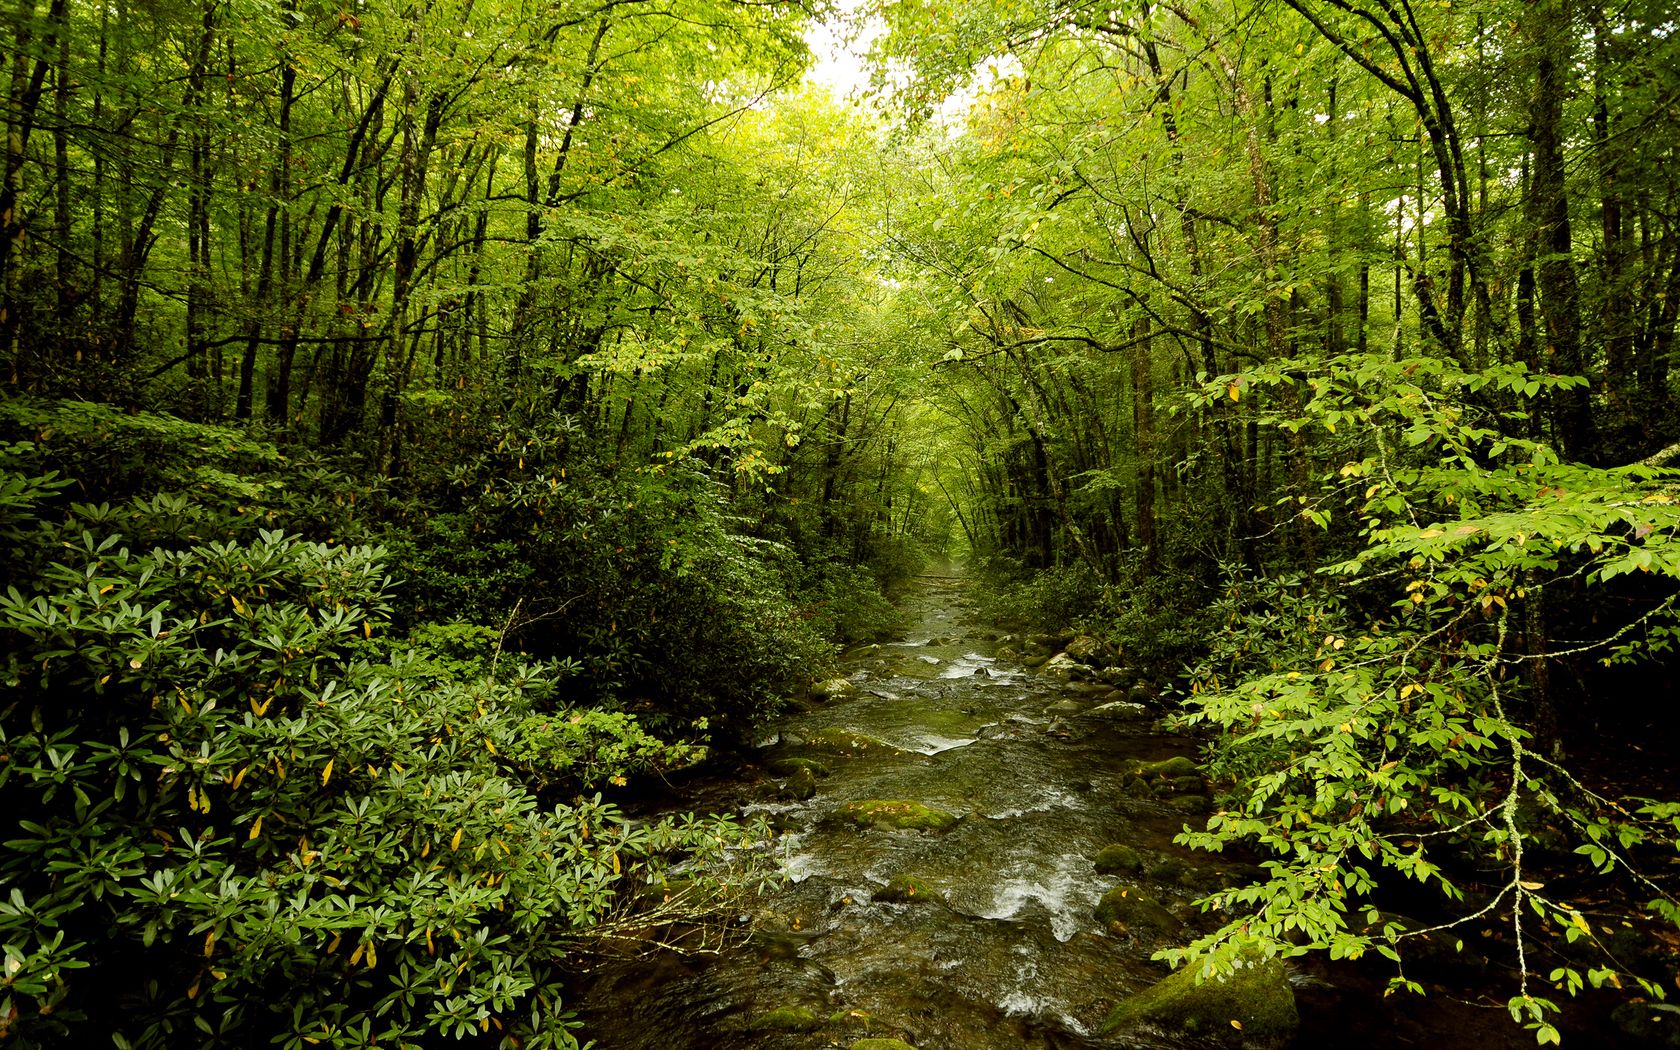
[{"x1": 5, "y1": 0, "x2": 1680, "y2": 1042}]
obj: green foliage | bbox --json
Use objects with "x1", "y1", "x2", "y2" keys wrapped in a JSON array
[
  {"x1": 388, "y1": 415, "x2": 835, "y2": 736},
  {"x1": 976, "y1": 559, "x2": 1102, "y2": 632},
  {"x1": 1164, "y1": 354, "x2": 1680, "y2": 1039},
  {"x1": 0, "y1": 407, "x2": 767, "y2": 1048}
]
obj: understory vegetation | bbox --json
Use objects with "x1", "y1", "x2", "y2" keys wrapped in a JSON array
[{"x1": 4, "y1": 0, "x2": 1680, "y2": 1041}]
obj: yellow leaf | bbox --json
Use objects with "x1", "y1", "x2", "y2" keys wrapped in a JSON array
[
  {"x1": 485, "y1": 738, "x2": 497, "y2": 756},
  {"x1": 1228, "y1": 382, "x2": 1241, "y2": 402},
  {"x1": 451, "y1": 827, "x2": 464, "y2": 851},
  {"x1": 321, "y1": 758, "x2": 334, "y2": 787},
  {"x1": 1232, "y1": 1019, "x2": 1245, "y2": 1030},
  {"x1": 249, "y1": 815, "x2": 263, "y2": 840}
]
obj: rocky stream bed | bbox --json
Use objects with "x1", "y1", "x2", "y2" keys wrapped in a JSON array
[{"x1": 570, "y1": 575, "x2": 1650, "y2": 1049}]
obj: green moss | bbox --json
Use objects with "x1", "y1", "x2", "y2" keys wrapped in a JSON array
[
  {"x1": 838, "y1": 799, "x2": 961, "y2": 832},
  {"x1": 851, "y1": 1040, "x2": 918, "y2": 1050},
  {"x1": 784, "y1": 765, "x2": 818, "y2": 800},
  {"x1": 803, "y1": 728, "x2": 908, "y2": 758},
  {"x1": 1095, "y1": 886, "x2": 1179, "y2": 933},
  {"x1": 768, "y1": 756, "x2": 831, "y2": 777},
  {"x1": 1094, "y1": 844, "x2": 1144, "y2": 875},
  {"x1": 875, "y1": 873, "x2": 943, "y2": 903},
  {"x1": 752, "y1": 1005, "x2": 824, "y2": 1032},
  {"x1": 1133, "y1": 755, "x2": 1200, "y2": 778},
  {"x1": 1102, "y1": 948, "x2": 1298, "y2": 1049}
]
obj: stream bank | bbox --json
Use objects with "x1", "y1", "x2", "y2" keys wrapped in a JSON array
[{"x1": 570, "y1": 573, "x2": 1626, "y2": 1049}]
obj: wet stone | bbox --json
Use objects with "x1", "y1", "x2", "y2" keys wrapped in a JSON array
[
  {"x1": 1102, "y1": 948, "x2": 1298, "y2": 1049},
  {"x1": 800, "y1": 728, "x2": 910, "y2": 758},
  {"x1": 751, "y1": 1005, "x2": 824, "y2": 1033},
  {"x1": 1095, "y1": 886, "x2": 1181, "y2": 934},
  {"x1": 784, "y1": 766, "x2": 818, "y2": 801},
  {"x1": 837, "y1": 799, "x2": 962, "y2": 832},
  {"x1": 1094, "y1": 844, "x2": 1145, "y2": 875},
  {"x1": 767, "y1": 756, "x2": 831, "y2": 778},
  {"x1": 874, "y1": 873, "x2": 943, "y2": 904}
]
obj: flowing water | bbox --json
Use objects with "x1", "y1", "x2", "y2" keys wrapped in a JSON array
[{"x1": 571, "y1": 574, "x2": 1556, "y2": 1049}]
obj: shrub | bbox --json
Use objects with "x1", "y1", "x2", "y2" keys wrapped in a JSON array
[{"x1": 0, "y1": 409, "x2": 764, "y2": 1049}]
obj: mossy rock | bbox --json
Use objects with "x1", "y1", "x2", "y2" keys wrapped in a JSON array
[
  {"x1": 752, "y1": 1005, "x2": 824, "y2": 1032},
  {"x1": 812, "y1": 677, "x2": 854, "y2": 700},
  {"x1": 803, "y1": 728, "x2": 908, "y2": 758},
  {"x1": 1147, "y1": 858, "x2": 1191, "y2": 883},
  {"x1": 768, "y1": 756, "x2": 831, "y2": 778},
  {"x1": 1102, "y1": 949, "x2": 1298, "y2": 1048},
  {"x1": 1095, "y1": 886, "x2": 1180, "y2": 933},
  {"x1": 784, "y1": 766, "x2": 818, "y2": 801},
  {"x1": 838, "y1": 799, "x2": 961, "y2": 832},
  {"x1": 875, "y1": 873, "x2": 943, "y2": 903},
  {"x1": 1094, "y1": 844, "x2": 1145, "y2": 875},
  {"x1": 851, "y1": 1040, "x2": 918, "y2": 1050},
  {"x1": 1122, "y1": 777, "x2": 1154, "y2": 798},
  {"x1": 1132, "y1": 755, "x2": 1200, "y2": 778},
  {"x1": 1613, "y1": 1001, "x2": 1680, "y2": 1048},
  {"x1": 1170, "y1": 794, "x2": 1213, "y2": 816}
]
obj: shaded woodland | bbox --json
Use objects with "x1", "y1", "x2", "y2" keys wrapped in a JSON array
[{"x1": 4, "y1": 0, "x2": 1680, "y2": 1043}]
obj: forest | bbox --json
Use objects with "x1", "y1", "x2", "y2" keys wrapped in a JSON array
[{"x1": 2, "y1": 0, "x2": 1680, "y2": 1043}]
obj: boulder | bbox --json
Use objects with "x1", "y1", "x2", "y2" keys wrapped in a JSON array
[
  {"x1": 838, "y1": 799, "x2": 962, "y2": 832},
  {"x1": 802, "y1": 728, "x2": 909, "y2": 758},
  {"x1": 752, "y1": 1005, "x2": 824, "y2": 1033},
  {"x1": 875, "y1": 873, "x2": 943, "y2": 904},
  {"x1": 1094, "y1": 844, "x2": 1145, "y2": 875},
  {"x1": 1102, "y1": 949, "x2": 1298, "y2": 1049},
  {"x1": 1049, "y1": 699, "x2": 1085, "y2": 715},
  {"x1": 784, "y1": 766, "x2": 818, "y2": 801},
  {"x1": 1132, "y1": 755, "x2": 1201, "y2": 779},
  {"x1": 1041, "y1": 652, "x2": 1084, "y2": 678},
  {"x1": 768, "y1": 756, "x2": 831, "y2": 778},
  {"x1": 1095, "y1": 886, "x2": 1181, "y2": 933},
  {"x1": 812, "y1": 677, "x2": 854, "y2": 701},
  {"x1": 1065, "y1": 634, "x2": 1111, "y2": 666}
]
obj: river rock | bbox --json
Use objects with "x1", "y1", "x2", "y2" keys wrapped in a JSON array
[
  {"x1": 838, "y1": 799, "x2": 961, "y2": 832},
  {"x1": 1095, "y1": 886, "x2": 1180, "y2": 934},
  {"x1": 784, "y1": 766, "x2": 817, "y2": 800},
  {"x1": 1170, "y1": 794, "x2": 1213, "y2": 816},
  {"x1": 1131, "y1": 755, "x2": 1201, "y2": 779},
  {"x1": 1092, "y1": 700, "x2": 1150, "y2": 719},
  {"x1": 812, "y1": 677, "x2": 854, "y2": 700},
  {"x1": 801, "y1": 728, "x2": 909, "y2": 758},
  {"x1": 751, "y1": 1005, "x2": 824, "y2": 1032},
  {"x1": 1094, "y1": 844, "x2": 1145, "y2": 874},
  {"x1": 1065, "y1": 634, "x2": 1111, "y2": 666},
  {"x1": 1041, "y1": 652, "x2": 1092, "y2": 679},
  {"x1": 874, "y1": 873, "x2": 943, "y2": 903},
  {"x1": 768, "y1": 756, "x2": 831, "y2": 778},
  {"x1": 1049, "y1": 699, "x2": 1085, "y2": 714},
  {"x1": 1101, "y1": 949, "x2": 1298, "y2": 1048},
  {"x1": 1148, "y1": 857, "x2": 1191, "y2": 883}
]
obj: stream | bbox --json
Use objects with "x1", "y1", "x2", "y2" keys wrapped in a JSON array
[{"x1": 571, "y1": 574, "x2": 1573, "y2": 1049}]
